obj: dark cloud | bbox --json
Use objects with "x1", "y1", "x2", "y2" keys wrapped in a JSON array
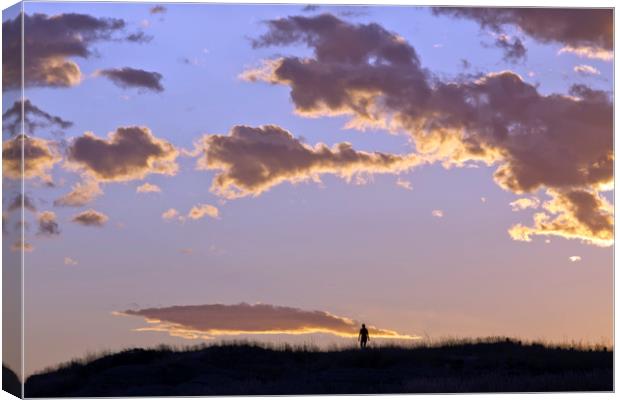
[
  {"x1": 3, "y1": 12, "x2": 127, "y2": 89},
  {"x1": 3, "y1": 100, "x2": 73, "y2": 137},
  {"x1": 149, "y1": 5, "x2": 167, "y2": 14},
  {"x1": 302, "y1": 5, "x2": 319, "y2": 12},
  {"x1": 196, "y1": 124, "x2": 422, "y2": 199},
  {"x1": 125, "y1": 31, "x2": 153, "y2": 43},
  {"x1": 2, "y1": 135, "x2": 61, "y2": 182},
  {"x1": 244, "y1": 14, "x2": 613, "y2": 246},
  {"x1": 432, "y1": 7, "x2": 612, "y2": 55},
  {"x1": 252, "y1": 13, "x2": 421, "y2": 67},
  {"x1": 97, "y1": 67, "x2": 164, "y2": 92},
  {"x1": 71, "y1": 209, "x2": 108, "y2": 227},
  {"x1": 37, "y1": 211, "x2": 60, "y2": 236},
  {"x1": 7, "y1": 194, "x2": 36, "y2": 213},
  {"x1": 119, "y1": 303, "x2": 418, "y2": 339},
  {"x1": 493, "y1": 35, "x2": 526, "y2": 63},
  {"x1": 67, "y1": 126, "x2": 178, "y2": 182}
]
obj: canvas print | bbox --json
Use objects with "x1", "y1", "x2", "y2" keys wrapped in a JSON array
[{"x1": 1, "y1": 2, "x2": 614, "y2": 397}]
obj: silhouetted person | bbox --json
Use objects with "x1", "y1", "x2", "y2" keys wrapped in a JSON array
[{"x1": 358, "y1": 324, "x2": 369, "y2": 349}]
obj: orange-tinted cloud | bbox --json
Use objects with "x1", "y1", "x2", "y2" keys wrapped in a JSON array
[
  {"x1": 3, "y1": 135, "x2": 61, "y2": 182},
  {"x1": 71, "y1": 209, "x2": 109, "y2": 227},
  {"x1": 118, "y1": 303, "x2": 419, "y2": 340},
  {"x1": 195, "y1": 124, "x2": 422, "y2": 199},
  {"x1": 188, "y1": 204, "x2": 219, "y2": 220},
  {"x1": 246, "y1": 14, "x2": 613, "y2": 246},
  {"x1": 54, "y1": 178, "x2": 103, "y2": 207},
  {"x1": 136, "y1": 182, "x2": 162, "y2": 193},
  {"x1": 509, "y1": 189, "x2": 613, "y2": 247},
  {"x1": 11, "y1": 240, "x2": 33, "y2": 253},
  {"x1": 558, "y1": 46, "x2": 613, "y2": 61},
  {"x1": 161, "y1": 208, "x2": 180, "y2": 221},
  {"x1": 67, "y1": 126, "x2": 178, "y2": 182}
]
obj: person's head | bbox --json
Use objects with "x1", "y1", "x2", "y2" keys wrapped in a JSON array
[{"x1": 362, "y1": 323, "x2": 366, "y2": 328}]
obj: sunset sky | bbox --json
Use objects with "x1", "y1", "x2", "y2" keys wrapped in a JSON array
[{"x1": 2, "y1": 3, "x2": 613, "y2": 377}]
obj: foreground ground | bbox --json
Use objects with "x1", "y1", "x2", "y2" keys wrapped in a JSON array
[{"x1": 24, "y1": 338, "x2": 612, "y2": 396}]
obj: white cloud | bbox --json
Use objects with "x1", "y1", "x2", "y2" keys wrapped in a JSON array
[
  {"x1": 64, "y1": 257, "x2": 79, "y2": 266},
  {"x1": 431, "y1": 209, "x2": 444, "y2": 218},
  {"x1": 574, "y1": 64, "x2": 600, "y2": 75},
  {"x1": 395, "y1": 178, "x2": 412, "y2": 190}
]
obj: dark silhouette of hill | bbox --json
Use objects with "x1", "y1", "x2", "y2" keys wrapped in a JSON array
[
  {"x1": 3, "y1": 365, "x2": 21, "y2": 398},
  {"x1": 25, "y1": 338, "x2": 612, "y2": 396}
]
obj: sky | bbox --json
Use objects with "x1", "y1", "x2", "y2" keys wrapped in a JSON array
[{"x1": 1, "y1": 3, "x2": 613, "y2": 378}]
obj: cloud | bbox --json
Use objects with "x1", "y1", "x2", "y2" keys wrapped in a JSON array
[
  {"x1": 508, "y1": 189, "x2": 613, "y2": 247},
  {"x1": 395, "y1": 178, "x2": 412, "y2": 190},
  {"x1": 3, "y1": 12, "x2": 128, "y2": 89},
  {"x1": 574, "y1": 64, "x2": 600, "y2": 76},
  {"x1": 64, "y1": 257, "x2": 79, "y2": 265},
  {"x1": 96, "y1": 67, "x2": 164, "y2": 92},
  {"x1": 11, "y1": 240, "x2": 33, "y2": 253},
  {"x1": 188, "y1": 204, "x2": 219, "y2": 220},
  {"x1": 431, "y1": 209, "x2": 444, "y2": 218},
  {"x1": 480, "y1": 197, "x2": 487, "y2": 203},
  {"x1": 509, "y1": 197, "x2": 540, "y2": 211},
  {"x1": 118, "y1": 303, "x2": 419, "y2": 340},
  {"x1": 136, "y1": 182, "x2": 161, "y2": 193},
  {"x1": 67, "y1": 126, "x2": 178, "y2": 182},
  {"x1": 558, "y1": 46, "x2": 613, "y2": 61},
  {"x1": 71, "y1": 209, "x2": 109, "y2": 227},
  {"x1": 161, "y1": 205, "x2": 219, "y2": 222},
  {"x1": 125, "y1": 31, "x2": 153, "y2": 43},
  {"x1": 162, "y1": 208, "x2": 180, "y2": 220},
  {"x1": 432, "y1": 8, "x2": 612, "y2": 52},
  {"x1": 37, "y1": 211, "x2": 60, "y2": 236},
  {"x1": 150, "y1": 5, "x2": 167, "y2": 14},
  {"x1": 54, "y1": 178, "x2": 103, "y2": 207},
  {"x1": 245, "y1": 14, "x2": 613, "y2": 246},
  {"x1": 493, "y1": 34, "x2": 526, "y2": 63},
  {"x1": 568, "y1": 256, "x2": 582, "y2": 262},
  {"x1": 179, "y1": 248, "x2": 193, "y2": 255},
  {"x1": 7, "y1": 194, "x2": 36, "y2": 213},
  {"x1": 2, "y1": 100, "x2": 73, "y2": 137},
  {"x1": 195, "y1": 124, "x2": 422, "y2": 199},
  {"x1": 3, "y1": 135, "x2": 61, "y2": 182}
]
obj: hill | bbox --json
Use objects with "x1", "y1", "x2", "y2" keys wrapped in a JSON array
[{"x1": 25, "y1": 338, "x2": 612, "y2": 396}]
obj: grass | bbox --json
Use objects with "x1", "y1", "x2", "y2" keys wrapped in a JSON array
[{"x1": 24, "y1": 337, "x2": 613, "y2": 396}]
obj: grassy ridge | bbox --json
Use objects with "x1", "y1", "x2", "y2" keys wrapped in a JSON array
[{"x1": 25, "y1": 337, "x2": 612, "y2": 396}]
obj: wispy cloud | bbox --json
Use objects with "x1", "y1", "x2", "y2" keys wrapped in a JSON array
[
  {"x1": 573, "y1": 64, "x2": 601, "y2": 76},
  {"x1": 395, "y1": 178, "x2": 412, "y2": 191},
  {"x1": 64, "y1": 257, "x2": 79, "y2": 266}
]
